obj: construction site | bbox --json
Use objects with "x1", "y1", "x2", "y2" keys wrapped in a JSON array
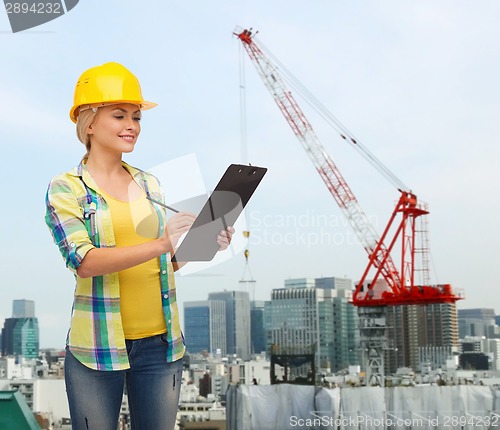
[
  {"x1": 221, "y1": 27, "x2": 499, "y2": 430},
  {"x1": 235, "y1": 26, "x2": 463, "y2": 385}
]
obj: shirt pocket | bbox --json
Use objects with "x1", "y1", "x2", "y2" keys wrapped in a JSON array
[{"x1": 82, "y1": 201, "x2": 100, "y2": 246}]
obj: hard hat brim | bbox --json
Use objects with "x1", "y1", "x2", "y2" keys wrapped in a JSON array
[{"x1": 70, "y1": 100, "x2": 157, "y2": 123}]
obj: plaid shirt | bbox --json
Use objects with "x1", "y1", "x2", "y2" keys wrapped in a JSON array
[{"x1": 45, "y1": 160, "x2": 185, "y2": 371}]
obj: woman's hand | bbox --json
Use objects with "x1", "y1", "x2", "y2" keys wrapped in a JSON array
[
  {"x1": 217, "y1": 226, "x2": 235, "y2": 251},
  {"x1": 79, "y1": 213, "x2": 196, "y2": 277},
  {"x1": 160, "y1": 212, "x2": 196, "y2": 254}
]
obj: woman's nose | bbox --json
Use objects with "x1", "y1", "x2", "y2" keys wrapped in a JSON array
[{"x1": 125, "y1": 118, "x2": 138, "y2": 130}]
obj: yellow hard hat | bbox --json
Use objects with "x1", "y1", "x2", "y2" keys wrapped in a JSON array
[{"x1": 69, "y1": 62, "x2": 157, "y2": 123}]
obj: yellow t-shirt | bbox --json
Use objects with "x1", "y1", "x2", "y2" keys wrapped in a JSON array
[{"x1": 102, "y1": 189, "x2": 167, "y2": 340}]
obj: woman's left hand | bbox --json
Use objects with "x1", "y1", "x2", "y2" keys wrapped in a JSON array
[{"x1": 217, "y1": 226, "x2": 235, "y2": 251}]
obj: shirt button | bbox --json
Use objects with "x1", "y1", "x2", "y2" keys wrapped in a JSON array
[
  {"x1": 161, "y1": 270, "x2": 167, "y2": 275},
  {"x1": 163, "y1": 293, "x2": 169, "y2": 299},
  {"x1": 167, "y1": 319, "x2": 171, "y2": 325},
  {"x1": 70, "y1": 242, "x2": 76, "y2": 248}
]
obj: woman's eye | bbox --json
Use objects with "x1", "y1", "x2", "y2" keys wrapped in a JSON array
[
  {"x1": 134, "y1": 117, "x2": 141, "y2": 122},
  {"x1": 114, "y1": 115, "x2": 124, "y2": 119}
]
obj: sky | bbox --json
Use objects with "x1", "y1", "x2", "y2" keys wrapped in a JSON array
[{"x1": 1, "y1": 0, "x2": 499, "y2": 348}]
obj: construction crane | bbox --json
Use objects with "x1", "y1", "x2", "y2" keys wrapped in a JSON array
[{"x1": 235, "y1": 27, "x2": 463, "y2": 385}]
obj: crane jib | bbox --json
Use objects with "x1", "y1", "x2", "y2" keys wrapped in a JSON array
[{"x1": 235, "y1": 27, "x2": 462, "y2": 307}]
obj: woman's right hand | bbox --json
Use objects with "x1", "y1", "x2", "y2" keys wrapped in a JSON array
[{"x1": 159, "y1": 212, "x2": 196, "y2": 254}]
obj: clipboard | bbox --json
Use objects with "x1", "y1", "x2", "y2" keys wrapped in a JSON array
[{"x1": 171, "y1": 164, "x2": 267, "y2": 263}]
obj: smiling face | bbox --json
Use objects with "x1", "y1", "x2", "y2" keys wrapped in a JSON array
[{"x1": 87, "y1": 103, "x2": 142, "y2": 155}]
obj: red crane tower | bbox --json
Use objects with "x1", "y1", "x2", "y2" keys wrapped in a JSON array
[{"x1": 235, "y1": 27, "x2": 463, "y2": 385}]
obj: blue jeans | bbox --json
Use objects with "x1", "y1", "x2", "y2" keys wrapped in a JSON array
[{"x1": 65, "y1": 334, "x2": 183, "y2": 430}]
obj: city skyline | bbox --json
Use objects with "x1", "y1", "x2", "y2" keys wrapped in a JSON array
[
  {"x1": 2, "y1": 295, "x2": 499, "y2": 371},
  {"x1": 3, "y1": 269, "x2": 498, "y2": 350},
  {"x1": 1, "y1": 1, "x2": 499, "y2": 349},
  {"x1": 2, "y1": 269, "x2": 499, "y2": 350},
  {"x1": 1, "y1": 300, "x2": 39, "y2": 359}
]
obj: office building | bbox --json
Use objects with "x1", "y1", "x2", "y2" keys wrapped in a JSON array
[
  {"x1": 250, "y1": 301, "x2": 266, "y2": 355},
  {"x1": 184, "y1": 300, "x2": 226, "y2": 356},
  {"x1": 458, "y1": 336, "x2": 500, "y2": 371},
  {"x1": 458, "y1": 308, "x2": 496, "y2": 320},
  {"x1": 266, "y1": 277, "x2": 359, "y2": 374},
  {"x1": 458, "y1": 308, "x2": 498, "y2": 339},
  {"x1": 12, "y1": 300, "x2": 35, "y2": 319},
  {"x1": 315, "y1": 277, "x2": 352, "y2": 291},
  {"x1": 488, "y1": 339, "x2": 500, "y2": 371},
  {"x1": 208, "y1": 291, "x2": 251, "y2": 360},
  {"x1": 1, "y1": 300, "x2": 39, "y2": 359}
]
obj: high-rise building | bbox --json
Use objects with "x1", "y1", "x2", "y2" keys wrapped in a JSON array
[
  {"x1": 315, "y1": 277, "x2": 352, "y2": 291},
  {"x1": 458, "y1": 308, "x2": 498, "y2": 339},
  {"x1": 183, "y1": 300, "x2": 226, "y2": 356},
  {"x1": 13, "y1": 319, "x2": 39, "y2": 358},
  {"x1": 208, "y1": 291, "x2": 251, "y2": 360},
  {"x1": 250, "y1": 301, "x2": 266, "y2": 355},
  {"x1": 385, "y1": 303, "x2": 459, "y2": 373},
  {"x1": 1, "y1": 300, "x2": 39, "y2": 359},
  {"x1": 488, "y1": 339, "x2": 500, "y2": 371},
  {"x1": 1, "y1": 319, "x2": 17, "y2": 357},
  {"x1": 457, "y1": 336, "x2": 500, "y2": 371},
  {"x1": 12, "y1": 300, "x2": 35, "y2": 318},
  {"x1": 266, "y1": 277, "x2": 359, "y2": 374},
  {"x1": 458, "y1": 308, "x2": 496, "y2": 320}
]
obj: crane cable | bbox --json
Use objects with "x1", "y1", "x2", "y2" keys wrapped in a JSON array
[
  {"x1": 258, "y1": 39, "x2": 439, "y2": 284},
  {"x1": 236, "y1": 29, "x2": 441, "y2": 287},
  {"x1": 238, "y1": 37, "x2": 255, "y2": 287},
  {"x1": 256, "y1": 37, "x2": 410, "y2": 193},
  {"x1": 238, "y1": 42, "x2": 248, "y2": 164}
]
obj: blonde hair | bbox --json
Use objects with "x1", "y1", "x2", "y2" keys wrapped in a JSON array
[{"x1": 76, "y1": 108, "x2": 98, "y2": 161}]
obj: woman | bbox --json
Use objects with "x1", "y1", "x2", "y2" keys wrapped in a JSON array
[{"x1": 45, "y1": 62, "x2": 233, "y2": 430}]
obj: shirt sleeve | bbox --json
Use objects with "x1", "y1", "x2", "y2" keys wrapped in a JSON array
[{"x1": 45, "y1": 175, "x2": 96, "y2": 274}]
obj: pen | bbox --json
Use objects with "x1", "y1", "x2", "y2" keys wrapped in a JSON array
[{"x1": 146, "y1": 196, "x2": 180, "y2": 213}]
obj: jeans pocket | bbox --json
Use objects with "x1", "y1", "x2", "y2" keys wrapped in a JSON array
[{"x1": 158, "y1": 333, "x2": 169, "y2": 345}]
